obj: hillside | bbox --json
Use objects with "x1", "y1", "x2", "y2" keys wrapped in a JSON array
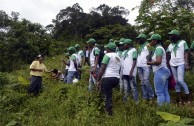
[{"x1": 1, "y1": 55, "x2": 194, "y2": 126}]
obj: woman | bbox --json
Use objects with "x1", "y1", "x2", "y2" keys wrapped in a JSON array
[
  {"x1": 147, "y1": 34, "x2": 171, "y2": 106},
  {"x1": 28, "y1": 54, "x2": 48, "y2": 96},
  {"x1": 96, "y1": 42, "x2": 121, "y2": 116}
]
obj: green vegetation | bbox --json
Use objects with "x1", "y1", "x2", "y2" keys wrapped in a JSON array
[{"x1": 0, "y1": 55, "x2": 194, "y2": 126}]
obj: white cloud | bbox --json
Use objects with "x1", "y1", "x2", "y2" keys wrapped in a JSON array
[{"x1": 0, "y1": 0, "x2": 142, "y2": 27}]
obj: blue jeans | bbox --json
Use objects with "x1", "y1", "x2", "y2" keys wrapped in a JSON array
[
  {"x1": 119, "y1": 67, "x2": 124, "y2": 92},
  {"x1": 154, "y1": 67, "x2": 171, "y2": 106},
  {"x1": 88, "y1": 67, "x2": 99, "y2": 91},
  {"x1": 171, "y1": 64, "x2": 189, "y2": 94},
  {"x1": 66, "y1": 71, "x2": 77, "y2": 83},
  {"x1": 123, "y1": 75, "x2": 139, "y2": 104},
  {"x1": 138, "y1": 67, "x2": 154, "y2": 100}
]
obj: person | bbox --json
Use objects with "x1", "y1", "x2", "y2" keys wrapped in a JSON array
[
  {"x1": 28, "y1": 54, "x2": 48, "y2": 96},
  {"x1": 50, "y1": 69, "x2": 62, "y2": 80},
  {"x1": 118, "y1": 38, "x2": 126, "y2": 93},
  {"x1": 167, "y1": 30, "x2": 191, "y2": 104},
  {"x1": 87, "y1": 38, "x2": 100, "y2": 91},
  {"x1": 63, "y1": 47, "x2": 78, "y2": 83},
  {"x1": 189, "y1": 41, "x2": 194, "y2": 73},
  {"x1": 122, "y1": 39, "x2": 139, "y2": 104},
  {"x1": 63, "y1": 53, "x2": 70, "y2": 83},
  {"x1": 147, "y1": 34, "x2": 171, "y2": 106},
  {"x1": 84, "y1": 46, "x2": 90, "y2": 65},
  {"x1": 75, "y1": 44, "x2": 84, "y2": 80},
  {"x1": 136, "y1": 34, "x2": 154, "y2": 103},
  {"x1": 96, "y1": 42, "x2": 121, "y2": 116}
]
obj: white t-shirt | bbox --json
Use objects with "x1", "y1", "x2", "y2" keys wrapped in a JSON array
[
  {"x1": 167, "y1": 40, "x2": 188, "y2": 66},
  {"x1": 90, "y1": 47, "x2": 100, "y2": 67},
  {"x1": 77, "y1": 50, "x2": 84, "y2": 65},
  {"x1": 68, "y1": 54, "x2": 77, "y2": 72},
  {"x1": 102, "y1": 53, "x2": 121, "y2": 78},
  {"x1": 123, "y1": 48, "x2": 137, "y2": 76},
  {"x1": 152, "y1": 45, "x2": 167, "y2": 72},
  {"x1": 137, "y1": 44, "x2": 150, "y2": 67},
  {"x1": 86, "y1": 50, "x2": 89, "y2": 57}
]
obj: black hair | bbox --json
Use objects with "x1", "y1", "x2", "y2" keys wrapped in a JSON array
[{"x1": 52, "y1": 69, "x2": 58, "y2": 74}]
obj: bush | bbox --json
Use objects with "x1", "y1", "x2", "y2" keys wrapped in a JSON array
[{"x1": 0, "y1": 72, "x2": 9, "y2": 88}]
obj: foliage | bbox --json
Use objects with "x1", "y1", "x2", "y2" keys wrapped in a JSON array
[
  {"x1": 50, "y1": 3, "x2": 130, "y2": 40},
  {"x1": 0, "y1": 55, "x2": 194, "y2": 126},
  {"x1": 86, "y1": 24, "x2": 138, "y2": 44},
  {"x1": 157, "y1": 111, "x2": 194, "y2": 126},
  {"x1": 136, "y1": 0, "x2": 194, "y2": 44}
]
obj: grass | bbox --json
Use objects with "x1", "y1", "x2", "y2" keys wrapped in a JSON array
[{"x1": 1, "y1": 55, "x2": 194, "y2": 126}]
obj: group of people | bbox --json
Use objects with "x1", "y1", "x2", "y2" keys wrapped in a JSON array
[{"x1": 27, "y1": 29, "x2": 193, "y2": 116}]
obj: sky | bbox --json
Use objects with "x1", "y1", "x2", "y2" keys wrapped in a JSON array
[{"x1": 0, "y1": 0, "x2": 142, "y2": 27}]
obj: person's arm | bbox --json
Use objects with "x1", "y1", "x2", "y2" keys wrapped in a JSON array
[
  {"x1": 92, "y1": 48, "x2": 100, "y2": 73},
  {"x1": 30, "y1": 61, "x2": 43, "y2": 72},
  {"x1": 129, "y1": 50, "x2": 137, "y2": 79},
  {"x1": 184, "y1": 42, "x2": 190, "y2": 69},
  {"x1": 63, "y1": 60, "x2": 70, "y2": 66},
  {"x1": 147, "y1": 48, "x2": 163, "y2": 66},
  {"x1": 96, "y1": 54, "x2": 109, "y2": 90}
]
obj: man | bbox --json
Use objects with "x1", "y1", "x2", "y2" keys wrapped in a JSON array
[
  {"x1": 64, "y1": 47, "x2": 78, "y2": 83},
  {"x1": 117, "y1": 38, "x2": 126, "y2": 93},
  {"x1": 167, "y1": 30, "x2": 191, "y2": 104},
  {"x1": 136, "y1": 34, "x2": 154, "y2": 103},
  {"x1": 87, "y1": 38, "x2": 100, "y2": 91},
  {"x1": 84, "y1": 46, "x2": 90, "y2": 65},
  {"x1": 97, "y1": 42, "x2": 121, "y2": 116},
  {"x1": 28, "y1": 54, "x2": 48, "y2": 96},
  {"x1": 75, "y1": 44, "x2": 84, "y2": 80},
  {"x1": 122, "y1": 39, "x2": 138, "y2": 104}
]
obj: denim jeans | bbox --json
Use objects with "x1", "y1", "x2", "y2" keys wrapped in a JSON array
[
  {"x1": 66, "y1": 71, "x2": 77, "y2": 83},
  {"x1": 101, "y1": 77, "x2": 119, "y2": 115},
  {"x1": 171, "y1": 64, "x2": 189, "y2": 94},
  {"x1": 138, "y1": 67, "x2": 154, "y2": 100},
  {"x1": 123, "y1": 75, "x2": 139, "y2": 104},
  {"x1": 119, "y1": 67, "x2": 124, "y2": 92},
  {"x1": 154, "y1": 67, "x2": 171, "y2": 106},
  {"x1": 88, "y1": 67, "x2": 99, "y2": 91}
]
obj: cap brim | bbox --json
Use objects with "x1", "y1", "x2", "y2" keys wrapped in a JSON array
[{"x1": 147, "y1": 38, "x2": 152, "y2": 41}]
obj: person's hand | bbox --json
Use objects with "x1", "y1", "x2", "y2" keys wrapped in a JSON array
[
  {"x1": 129, "y1": 72, "x2": 133, "y2": 80},
  {"x1": 38, "y1": 69, "x2": 43, "y2": 72},
  {"x1": 185, "y1": 63, "x2": 190, "y2": 70},
  {"x1": 96, "y1": 81, "x2": 101, "y2": 91},
  {"x1": 91, "y1": 67, "x2": 97, "y2": 74}
]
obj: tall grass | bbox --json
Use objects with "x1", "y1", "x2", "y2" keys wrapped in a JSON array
[{"x1": 0, "y1": 55, "x2": 194, "y2": 126}]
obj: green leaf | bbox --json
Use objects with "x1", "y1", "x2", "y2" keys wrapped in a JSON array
[
  {"x1": 156, "y1": 111, "x2": 180, "y2": 122},
  {"x1": 167, "y1": 121, "x2": 187, "y2": 126},
  {"x1": 179, "y1": 118, "x2": 194, "y2": 124},
  {"x1": 158, "y1": 123, "x2": 167, "y2": 126},
  {"x1": 18, "y1": 75, "x2": 30, "y2": 85},
  {"x1": 6, "y1": 120, "x2": 17, "y2": 126}
]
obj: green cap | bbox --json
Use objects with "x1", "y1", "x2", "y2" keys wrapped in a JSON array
[
  {"x1": 147, "y1": 34, "x2": 162, "y2": 41},
  {"x1": 119, "y1": 38, "x2": 125, "y2": 42},
  {"x1": 109, "y1": 39, "x2": 114, "y2": 43},
  {"x1": 75, "y1": 44, "x2": 80, "y2": 48},
  {"x1": 87, "y1": 38, "x2": 96, "y2": 44},
  {"x1": 123, "y1": 39, "x2": 132, "y2": 44},
  {"x1": 136, "y1": 34, "x2": 147, "y2": 39},
  {"x1": 168, "y1": 30, "x2": 180, "y2": 36},
  {"x1": 105, "y1": 42, "x2": 116, "y2": 50},
  {"x1": 114, "y1": 40, "x2": 119, "y2": 44},
  {"x1": 67, "y1": 46, "x2": 76, "y2": 52}
]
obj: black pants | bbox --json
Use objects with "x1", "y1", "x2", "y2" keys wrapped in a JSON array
[
  {"x1": 85, "y1": 57, "x2": 90, "y2": 66},
  {"x1": 28, "y1": 76, "x2": 42, "y2": 96},
  {"x1": 101, "y1": 77, "x2": 119, "y2": 115}
]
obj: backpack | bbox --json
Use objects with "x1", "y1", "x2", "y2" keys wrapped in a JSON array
[{"x1": 93, "y1": 47, "x2": 104, "y2": 67}]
